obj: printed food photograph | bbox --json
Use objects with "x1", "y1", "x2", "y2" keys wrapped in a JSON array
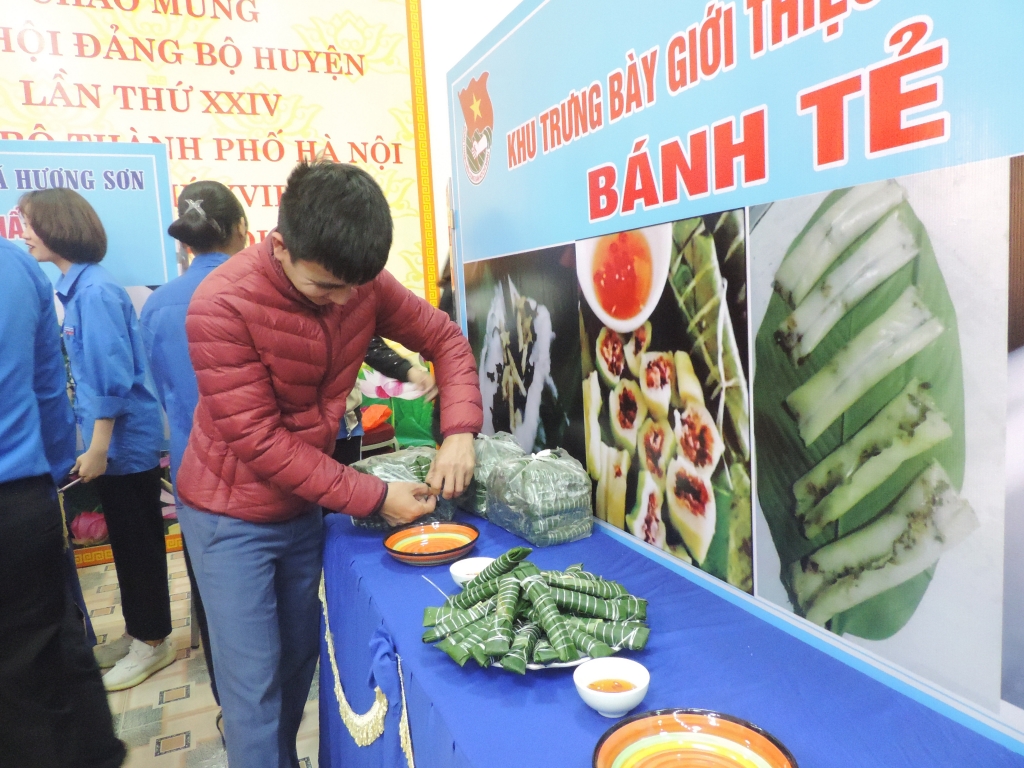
[
  {"x1": 463, "y1": 245, "x2": 585, "y2": 461},
  {"x1": 577, "y1": 212, "x2": 753, "y2": 592},
  {"x1": 751, "y1": 179, "x2": 975, "y2": 639}
]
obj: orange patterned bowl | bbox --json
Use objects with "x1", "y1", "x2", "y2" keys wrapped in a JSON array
[
  {"x1": 383, "y1": 521, "x2": 479, "y2": 566},
  {"x1": 593, "y1": 709, "x2": 797, "y2": 768}
]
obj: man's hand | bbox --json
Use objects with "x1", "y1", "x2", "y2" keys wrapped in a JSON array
[
  {"x1": 73, "y1": 448, "x2": 108, "y2": 482},
  {"x1": 426, "y1": 433, "x2": 475, "y2": 499},
  {"x1": 380, "y1": 482, "x2": 437, "y2": 527},
  {"x1": 407, "y1": 366, "x2": 438, "y2": 402}
]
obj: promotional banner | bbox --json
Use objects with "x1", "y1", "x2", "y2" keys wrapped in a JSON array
[
  {"x1": 0, "y1": 0, "x2": 438, "y2": 299},
  {"x1": 0, "y1": 139, "x2": 176, "y2": 286},
  {"x1": 448, "y1": 0, "x2": 1022, "y2": 742}
]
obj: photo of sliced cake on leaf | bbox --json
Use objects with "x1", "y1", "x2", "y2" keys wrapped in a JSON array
[
  {"x1": 752, "y1": 177, "x2": 977, "y2": 640},
  {"x1": 577, "y1": 211, "x2": 753, "y2": 593}
]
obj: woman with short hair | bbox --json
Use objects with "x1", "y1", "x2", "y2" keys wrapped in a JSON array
[{"x1": 21, "y1": 188, "x2": 174, "y2": 691}]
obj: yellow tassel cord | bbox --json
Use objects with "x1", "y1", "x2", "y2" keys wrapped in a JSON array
[
  {"x1": 397, "y1": 655, "x2": 415, "y2": 768},
  {"x1": 58, "y1": 491, "x2": 69, "y2": 552},
  {"x1": 319, "y1": 573, "x2": 389, "y2": 746},
  {"x1": 318, "y1": 572, "x2": 417, "y2": 766}
]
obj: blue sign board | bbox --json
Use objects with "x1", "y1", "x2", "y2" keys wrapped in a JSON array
[{"x1": 0, "y1": 140, "x2": 176, "y2": 286}]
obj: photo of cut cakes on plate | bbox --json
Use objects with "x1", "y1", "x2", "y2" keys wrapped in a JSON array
[{"x1": 577, "y1": 212, "x2": 753, "y2": 593}]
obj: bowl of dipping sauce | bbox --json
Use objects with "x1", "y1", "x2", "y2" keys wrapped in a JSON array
[
  {"x1": 573, "y1": 657, "x2": 649, "y2": 718},
  {"x1": 576, "y1": 223, "x2": 672, "y2": 335},
  {"x1": 449, "y1": 556, "x2": 495, "y2": 588}
]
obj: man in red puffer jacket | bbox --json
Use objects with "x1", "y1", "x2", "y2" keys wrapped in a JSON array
[{"x1": 175, "y1": 161, "x2": 482, "y2": 768}]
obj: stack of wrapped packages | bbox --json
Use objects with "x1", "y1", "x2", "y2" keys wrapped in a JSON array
[
  {"x1": 351, "y1": 434, "x2": 594, "y2": 546},
  {"x1": 485, "y1": 448, "x2": 593, "y2": 546},
  {"x1": 422, "y1": 546, "x2": 649, "y2": 673},
  {"x1": 461, "y1": 431, "x2": 525, "y2": 517}
]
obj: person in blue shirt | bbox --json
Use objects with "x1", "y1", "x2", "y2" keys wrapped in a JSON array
[
  {"x1": 0, "y1": 236, "x2": 125, "y2": 768},
  {"x1": 21, "y1": 188, "x2": 174, "y2": 691},
  {"x1": 139, "y1": 180, "x2": 248, "y2": 732}
]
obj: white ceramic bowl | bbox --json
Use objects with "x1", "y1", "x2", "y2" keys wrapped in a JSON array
[
  {"x1": 449, "y1": 556, "x2": 495, "y2": 588},
  {"x1": 575, "y1": 223, "x2": 673, "y2": 334},
  {"x1": 573, "y1": 657, "x2": 650, "y2": 718}
]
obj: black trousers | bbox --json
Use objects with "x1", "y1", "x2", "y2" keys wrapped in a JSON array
[
  {"x1": 93, "y1": 467, "x2": 172, "y2": 642},
  {"x1": 0, "y1": 475, "x2": 125, "y2": 768},
  {"x1": 332, "y1": 435, "x2": 363, "y2": 466},
  {"x1": 323, "y1": 436, "x2": 363, "y2": 518}
]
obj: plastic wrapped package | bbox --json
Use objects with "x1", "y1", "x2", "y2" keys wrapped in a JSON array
[
  {"x1": 486, "y1": 449, "x2": 593, "y2": 546},
  {"x1": 349, "y1": 446, "x2": 457, "y2": 531},
  {"x1": 458, "y1": 432, "x2": 526, "y2": 517}
]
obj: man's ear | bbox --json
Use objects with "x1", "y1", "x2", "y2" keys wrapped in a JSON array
[{"x1": 270, "y1": 231, "x2": 288, "y2": 261}]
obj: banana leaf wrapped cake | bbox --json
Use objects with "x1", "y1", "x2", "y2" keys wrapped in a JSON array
[
  {"x1": 423, "y1": 547, "x2": 649, "y2": 673},
  {"x1": 456, "y1": 432, "x2": 526, "y2": 518},
  {"x1": 486, "y1": 449, "x2": 593, "y2": 546},
  {"x1": 349, "y1": 446, "x2": 461, "y2": 531}
]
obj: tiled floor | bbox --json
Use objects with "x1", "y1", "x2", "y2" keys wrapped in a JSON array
[{"x1": 80, "y1": 551, "x2": 320, "y2": 767}]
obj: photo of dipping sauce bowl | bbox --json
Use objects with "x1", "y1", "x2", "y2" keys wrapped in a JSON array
[{"x1": 576, "y1": 223, "x2": 672, "y2": 335}]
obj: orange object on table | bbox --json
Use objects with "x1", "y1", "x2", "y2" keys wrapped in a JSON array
[{"x1": 361, "y1": 403, "x2": 393, "y2": 432}]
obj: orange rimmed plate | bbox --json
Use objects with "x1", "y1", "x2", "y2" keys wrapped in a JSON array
[
  {"x1": 593, "y1": 709, "x2": 797, "y2": 768},
  {"x1": 383, "y1": 521, "x2": 479, "y2": 566}
]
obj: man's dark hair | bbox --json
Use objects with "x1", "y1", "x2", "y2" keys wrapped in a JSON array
[
  {"x1": 19, "y1": 188, "x2": 107, "y2": 264},
  {"x1": 277, "y1": 162, "x2": 393, "y2": 284}
]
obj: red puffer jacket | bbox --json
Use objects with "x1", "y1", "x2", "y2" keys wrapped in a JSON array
[{"x1": 176, "y1": 237, "x2": 483, "y2": 523}]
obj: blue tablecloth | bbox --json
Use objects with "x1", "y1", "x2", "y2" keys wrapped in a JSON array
[{"x1": 319, "y1": 513, "x2": 1024, "y2": 768}]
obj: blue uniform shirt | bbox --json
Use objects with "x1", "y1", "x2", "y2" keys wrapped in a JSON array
[
  {"x1": 337, "y1": 411, "x2": 364, "y2": 441},
  {"x1": 56, "y1": 262, "x2": 163, "y2": 476},
  {"x1": 0, "y1": 239, "x2": 76, "y2": 485},
  {"x1": 139, "y1": 253, "x2": 229, "y2": 485}
]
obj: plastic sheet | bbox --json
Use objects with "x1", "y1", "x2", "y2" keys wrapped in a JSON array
[
  {"x1": 486, "y1": 449, "x2": 593, "y2": 546},
  {"x1": 349, "y1": 446, "x2": 456, "y2": 531},
  {"x1": 458, "y1": 432, "x2": 526, "y2": 518}
]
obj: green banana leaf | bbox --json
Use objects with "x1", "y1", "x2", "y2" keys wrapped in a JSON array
[{"x1": 753, "y1": 191, "x2": 965, "y2": 640}]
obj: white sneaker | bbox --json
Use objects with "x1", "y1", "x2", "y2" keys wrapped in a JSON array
[
  {"x1": 93, "y1": 633, "x2": 133, "y2": 669},
  {"x1": 103, "y1": 638, "x2": 175, "y2": 691}
]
